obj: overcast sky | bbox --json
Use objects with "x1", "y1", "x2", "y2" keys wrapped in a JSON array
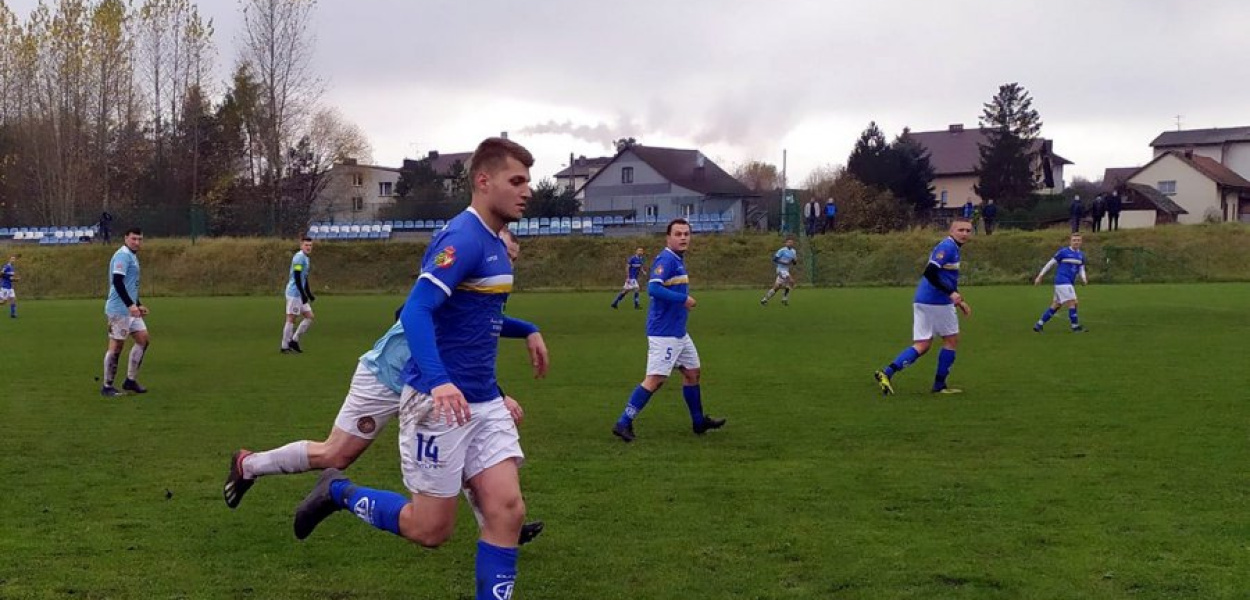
[{"x1": 9, "y1": 0, "x2": 1249, "y2": 184}]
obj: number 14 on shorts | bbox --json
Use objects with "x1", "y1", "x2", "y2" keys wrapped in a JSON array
[{"x1": 414, "y1": 433, "x2": 440, "y2": 463}]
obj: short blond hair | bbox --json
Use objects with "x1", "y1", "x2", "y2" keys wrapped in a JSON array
[{"x1": 468, "y1": 137, "x2": 535, "y2": 180}]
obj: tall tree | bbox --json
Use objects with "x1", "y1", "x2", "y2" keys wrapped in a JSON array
[
  {"x1": 732, "y1": 160, "x2": 779, "y2": 192},
  {"x1": 292, "y1": 107, "x2": 370, "y2": 224},
  {"x1": 974, "y1": 82, "x2": 1043, "y2": 210},
  {"x1": 523, "y1": 178, "x2": 578, "y2": 218},
  {"x1": 890, "y1": 128, "x2": 936, "y2": 213},
  {"x1": 846, "y1": 121, "x2": 894, "y2": 191}
]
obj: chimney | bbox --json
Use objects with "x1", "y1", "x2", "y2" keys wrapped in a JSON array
[
  {"x1": 427, "y1": 150, "x2": 440, "y2": 160},
  {"x1": 500, "y1": 131, "x2": 508, "y2": 140},
  {"x1": 1183, "y1": 148, "x2": 1194, "y2": 159},
  {"x1": 949, "y1": 124, "x2": 964, "y2": 133}
]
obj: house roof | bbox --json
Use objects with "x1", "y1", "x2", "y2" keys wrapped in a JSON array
[
  {"x1": 907, "y1": 126, "x2": 1072, "y2": 176},
  {"x1": 554, "y1": 156, "x2": 613, "y2": 178},
  {"x1": 583, "y1": 145, "x2": 756, "y2": 196},
  {"x1": 1150, "y1": 126, "x2": 1250, "y2": 148},
  {"x1": 1124, "y1": 183, "x2": 1188, "y2": 215},
  {"x1": 1102, "y1": 167, "x2": 1138, "y2": 190},
  {"x1": 427, "y1": 152, "x2": 473, "y2": 177},
  {"x1": 338, "y1": 160, "x2": 400, "y2": 173},
  {"x1": 1131, "y1": 151, "x2": 1250, "y2": 191}
]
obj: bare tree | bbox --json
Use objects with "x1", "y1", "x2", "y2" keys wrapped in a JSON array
[
  {"x1": 290, "y1": 107, "x2": 370, "y2": 224},
  {"x1": 733, "y1": 160, "x2": 780, "y2": 192}
]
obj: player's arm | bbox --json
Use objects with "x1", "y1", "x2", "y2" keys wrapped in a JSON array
[
  {"x1": 922, "y1": 262, "x2": 968, "y2": 312},
  {"x1": 1033, "y1": 258, "x2": 1057, "y2": 285},
  {"x1": 1079, "y1": 265, "x2": 1088, "y2": 285},
  {"x1": 501, "y1": 315, "x2": 548, "y2": 378},
  {"x1": 299, "y1": 260, "x2": 316, "y2": 302},
  {"x1": 292, "y1": 267, "x2": 310, "y2": 303}
]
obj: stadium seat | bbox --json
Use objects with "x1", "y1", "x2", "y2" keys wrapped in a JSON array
[
  {"x1": 434, "y1": 220, "x2": 446, "y2": 230},
  {"x1": 570, "y1": 218, "x2": 582, "y2": 231},
  {"x1": 612, "y1": 215, "x2": 624, "y2": 225},
  {"x1": 591, "y1": 216, "x2": 603, "y2": 226},
  {"x1": 538, "y1": 217, "x2": 549, "y2": 227},
  {"x1": 382, "y1": 223, "x2": 393, "y2": 233},
  {"x1": 0, "y1": 228, "x2": 8, "y2": 236}
]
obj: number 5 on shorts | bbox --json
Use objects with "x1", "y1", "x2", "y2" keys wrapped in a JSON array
[
  {"x1": 664, "y1": 347, "x2": 673, "y2": 361},
  {"x1": 414, "y1": 433, "x2": 440, "y2": 463}
]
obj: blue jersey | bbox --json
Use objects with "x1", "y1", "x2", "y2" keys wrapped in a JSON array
[
  {"x1": 402, "y1": 209, "x2": 512, "y2": 404},
  {"x1": 913, "y1": 237, "x2": 961, "y2": 305},
  {"x1": 627, "y1": 256, "x2": 643, "y2": 280},
  {"x1": 774, "y1": 247, "x2": 797, "y2": 269},
  {"x1": 1, "y1": 262, "x2": 13, "y2": 289},
  {"x1": 286, "y1": 251, "x2": 310, "y2": 297},
  {"x1": 646, "y1": 248, "x2": 690, "y2": 337},
  {"x1": 359, "y1": 320, "x2": 409, "y2": 395},
  {"x1": 105, "y1": 246, "x2": 141, "y2": 316},
  {"x1": 1052, "y1": 247, "x2": 1086, "y2": 286}
]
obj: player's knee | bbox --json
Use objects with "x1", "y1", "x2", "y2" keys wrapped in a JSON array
[
  {"x1": 483, "y1": 492, "x2": 526, "y2": 530},
  {"x1": 681, "y1": 369, "x2": 700, "y2": 385},
  {"x1": 408, "y1": 522, "x2": 455, "y2": 548}
]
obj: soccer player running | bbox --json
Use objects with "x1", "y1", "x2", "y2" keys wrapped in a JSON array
[
  {"x1": 291, "y1": 137, "x2": 548, "y2": 600},
  {"x1": 102, "y1": 228, "x2": 150, "y2": 397},
  {"x1": 610, "y1": 247, "x2": 646, "y2": 310},
  {"x1": 760, "y1": 236, "x2": 797, "y2": 306},
  {"x1": 874, "y1": 218, "x2": 973, "y2": 396},
  {"x1": 1032, "y1": 233, "x2": 1088, "y2": 333},
  {"x1": 280, "y1": 237, "x2": 315, "y2": 353},
  {"x1": 612, "y1": 219, "x2": 726, "y2": 442},
  {"x1": 1, "y1": 255, "x2": 17, "y2": 318}
]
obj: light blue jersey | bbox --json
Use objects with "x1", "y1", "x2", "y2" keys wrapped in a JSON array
[
  {"x1": 1052, "y1": 247, "x2": 1086, "y2": 286},
  {"x1": 286, "y1": 251, "x2": 310, "y2": 298},
  {"x1": 359, "y1": 320, "x2": 409, "y2": 394},
  {"x1": 105, "y1": 246, "x2": 140, "y2": 316},
  {"x1": 774, "y1": 247, "x2": 797, "y2": 271}
]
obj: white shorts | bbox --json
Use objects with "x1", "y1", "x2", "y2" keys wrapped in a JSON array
[
  {"x1": 0, "y1": 288, "x2": 13, "y2": 301},
  {"x1": 106, "y1": 315, "x2": 148, "y2": 340},
  {"x1": 912, "y1": 303, "x2": 959, "y2": 341},
  {"x1": 332, "y1": 363, "x2": 400, "y2": 440},
  {"x1": 622, "y1": 278, "x2": 640, "y2": 291},
  {"x1": 646, "y1": 335, "x2": 701, "y2": 377},
  {"x1": 1053, "y1": 284, "x2": 1078, "y2": 304},
  {"x1": 285, "y1": 296, "x2": 311, "y2": 316},
  {"x1": 400, "y1": 388, "x2": 523, "y2": 498},
  {"x1": 775, "y1": 269, "x2": 793, "y2": 287}
]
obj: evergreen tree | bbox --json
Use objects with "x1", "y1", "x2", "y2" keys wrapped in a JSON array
[
  {"x1": 974, "y1": 82, "x2": 1043, "y2": 210},
  {"x1": 890, "y1": 128, "x2": 936, "y2": 213},
  {"x1": 846, "y1": 121, "x2": 893, "y2": 190}
]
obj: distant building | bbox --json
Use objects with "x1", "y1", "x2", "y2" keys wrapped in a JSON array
[
  {"x1": 1150, "y1": 126, "x2": 1250, "y2": 181},
  {"x1": 579, "y1": 145, "x2": 756, "y2": 230},
  {"x1": 553, "y1": 155, "x2": 613, "y2": 196},
  {"x1": 314, "y1": 159, "x2": 400, "y2": 222},
  {"x1": 1120, "y1": 150, "x2": 1250, "y2": 225},
  {"x1": 908, "y1": 124, "x2": 1071, "y2": 207}
]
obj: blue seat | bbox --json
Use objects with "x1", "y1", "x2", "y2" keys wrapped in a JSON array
[
  {"x1": 560, "y1": 224, "x2": 571, "y2": 235},
  {"x1": 591, "y1": 216, "x2": 603, "y2": 226},
  {"x1": 538, "y1": 217, "x2": 550, "y2": 227},
  {"x1": 0, "y1": 228, "x2": 8, "y2": 236},
  {"x1": 434, "y1": 220, "x2": 446, "y2": 230},
  {"x1": 611, "y1": 215, "x2": 624, "y2": 225}
]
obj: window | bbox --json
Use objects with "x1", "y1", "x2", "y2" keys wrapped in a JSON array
[
  {"x1": 645, "y1": 204, "x2": 659, "y2": 218},
  {"x1": 379, "y1": 181, "x2": 393, "y2": 196},
  {"x1": 680, "y1": 204, "x2": 695, "y2": 218},
  {"x1": 351, "y1": 196, "x2": 364, "y2": 211},
  {"x1": 1158, "y1": 180, "x2": 1177, "y2": 195},
  {"x1": 621, "y1": 167, "x2": 634, "y2": 184},
  {"x1": 351, "y1": 173, "x2": 364, "y2": 187},
  {"x1": 940, "y1": 190, "x2": 948, "y2": 206}
]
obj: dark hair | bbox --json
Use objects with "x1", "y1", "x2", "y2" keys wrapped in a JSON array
[
  {"x1": 666, "y1": 218, "x2": 691, "y2": 235},
  {"x1": 301, "y1": 236, "x2": 313, "y2": 243},
  {"x1": 125, "y1": 227, "x2": 142, "y2": 236},
  {"x1": 468, "y1": 137, "x2": 535, "y2": 180}
]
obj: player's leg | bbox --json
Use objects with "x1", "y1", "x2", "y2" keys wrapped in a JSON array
[
  {"x1": 876, "y1": 304, "x2": 935, "y2": 395},
  {"x1": 781, "y1": 277, "x2": 793, "y2": 305},
  {"x1": 281, "y1": 303, "x2": 297, "y2": 352},
  {"x1": 466, "y1": 460, "x2": 524, "y2": 600},
  {"x1": 1035, "y1": 294, "x2": 1062, "y2": 332},
  {"x1": 102, "y1": 317, "x2": 130, "y2": 396},
  {"x1": 1065, "y1": 299, "x2": 1083, "y2": 331},
  {"x1": 615, "y1": 337, "x2": 675, "y2": 441},
  {"x1": 673, "y1": 336, "x2": 723, "y2": 433},
  {"x1": 290, "y1": 307, "x2": 314, "y2": 352},
  {"x1": 611, "y1": 283, "x2": 628, "y2": 308},
  {"x1": 931, "y1": 305, "x2": 961, "y2": 393},
  {"x1": 122, "y1": 325, "x2": 150, "y2": 393}
]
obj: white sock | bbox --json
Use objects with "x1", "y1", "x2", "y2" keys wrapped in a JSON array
[
  {"x1": 463, "y1": 487, "x2": 486, "y2": 529},
  {"x1": 103, "y1": 351, "x2": 119, "y2": 386},
  {"x1": 293, "y1": 319, "x2": 312, "y2": 342},
  {"x1": 242, "y1": 441, "x2": 311, "y2": 479},
  {"x1": 281, "y1": 322, "x2": 294, "y2": 348},
  {"x1": 127, "y1": 344, "x2": 146, "y2": 380}
]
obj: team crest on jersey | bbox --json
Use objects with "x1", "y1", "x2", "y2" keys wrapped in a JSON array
[
  {"x1": 356, "y1": 417, "x2": 376, "y2": 435},
  {"x1": 654, "y1": 266, "x2": 664, "y2": 275},
  {"x1": 434, "y1": 246, "x2": 457, "y2": 268},
  {"x1": 935, "y1": 251, "x2": 945, "y2": 260}
]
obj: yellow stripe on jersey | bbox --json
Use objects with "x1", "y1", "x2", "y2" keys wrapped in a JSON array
[
  {"x1": 456, "y1": 274, "x2": 514, "y2": 294},
  {"x1": 661, "y1": 275, "x2": 689, "y2": 286}
]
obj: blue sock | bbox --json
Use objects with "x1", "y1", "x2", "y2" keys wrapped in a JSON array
[
  {"x1": 1038, "y1": 307, "x2": 1055, "y2": 325},
  {"x1": 682, "y1": 384, "x2": 704, "y2": 426},
  {"x1": 935, "y1": 348, "x2": 956, "y2": 387},
  {"x1": 884, "y1": 347, "x2": 921, "y2": 377},
  {"x1": 611, "y1": 292, "x2": 626, "y2": 307},
  {"x1": 1068, "y1": 308, "x2": 1079, "y2": 328},
  {"x1": 617, "y1": 386, "x2": 653, "y2": 427},
  {"x1": 476, "y1": 540, "x2": 518, "y2": 600},
  {"x1": 633, "y1": 291, "x2": 640, "y2": 307},
  {"x1": 8, "y1": 303, "x2": 13, "y2": 317},
  {"x1": 329, "y1": 479, "x2": 407, "y2": 536}
]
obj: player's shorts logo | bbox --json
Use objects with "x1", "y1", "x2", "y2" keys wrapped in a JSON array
[
  {"x1": 356, "y1": 417, "x2": 376, "y2": 435},
  {"x1": 492, "y1": 581, "x2": 514, "y2": 599},
  {"x1": 434, "y1": 246, "x2": 457, "y2": 268}
]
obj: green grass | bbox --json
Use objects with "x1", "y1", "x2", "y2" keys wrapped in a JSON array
[{"x1": 1, "y1": 285, "x2": 1247, "y2": 599}]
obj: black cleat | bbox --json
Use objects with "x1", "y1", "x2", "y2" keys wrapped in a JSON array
[
  {"x1": 280, "y1": 347, "x2": 293, "y2": 354},
  {"x1": 293, "y1": 468, "x2": 347, "y2": 540},
  {"x1": 122, "y1": 379, "x2": 147, "y2": 394},
  {"x1": 223, "y1": 449, "x2": 254, "y2": 509},
  {"x1": 100, "y1": 385, "x2": 121, "y2": 398},
  {"x1": 610, "y1": 304, "x2": 618, "y2": 310},
  {"x1": 612, "y1": 422, "x2": 636, "y2": 443},
  {"x1": 288, "y1": 340, "x2": 303, "y2": 353},
  {"x1": 1071, "y1": 326, "x2": 1087, "y2": 333},
  {"x1": 518, "y1": 520, "x2": 545, "y2": 546},
  {"x1": 1033, "y1": 324, "x2": 1043, "y2": 333},
  {"x1": 693, "y1": 416, "x2": 726, "y2": 435}
]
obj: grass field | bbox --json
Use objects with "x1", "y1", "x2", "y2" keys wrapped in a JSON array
[{"x1": 1, "y1": 285, "x2": 1247, "y2": 599}]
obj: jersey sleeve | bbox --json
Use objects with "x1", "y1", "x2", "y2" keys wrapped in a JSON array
[
  {"x1": 112, "y1": 253, "x2": 130, "y2": 276},
  {"x1": 648, "y1": 255, "x2": 672, "y2": 284},
  {"x1": 928, "y1": 242, "x2": 958, "y2": 268},
  {"x1": 418, "y1": 229, "x2": 485, "y2": 296}
]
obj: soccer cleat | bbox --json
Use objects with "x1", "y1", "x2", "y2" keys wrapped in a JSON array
[
  {"x1": 760, "y1": 299, "x2": 768, "y2": 306},
  {"x1": 1033, "y1": 324, "x2": 1043, "y2": 333},
  {"x1": 288, "y1": 340, "x2": 303, "y2": 353},
  {"x1": 280, "y1": 348, "x2": 292, "y2": 354},
  {"x1": 612, "y1": 422, "x2": 636, "y2": 443},
  {"x1": 874, "y1": 370, "x2": 895, "y2": 396},
  {"x1": 518, "y1": 520, "x2": 545, "y2": 546},
  {"x1": 931, "y1": 385, "x2": 964, "y2": 395},
  {"x1": 122, "y1": 379, "x2": 147, "y2": 394},
  {"x1": 223, "y1": 449, "x2": 254, "y2": 509},
  {"x1": 1071, "y1": 326, "x2": 1087, "y2": 333},
  {"x1": 293, "y1": 468, "x2": 347, "y2": 540},
  {"x1": 100, "y1": 385, "x2": 121, "y2": 398},
  {"x1": 610, "y1": 303, "x2": 618, "y2": 310},
  {"x1": 781, "y1": 298, "x2": 789, "y2": 306},
  {"x1": 693, "y1": 415, "x2": 726, "y2": 435},
  {"x1": 633, "y1": 304, "x2": 641, "y2": 310}
]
